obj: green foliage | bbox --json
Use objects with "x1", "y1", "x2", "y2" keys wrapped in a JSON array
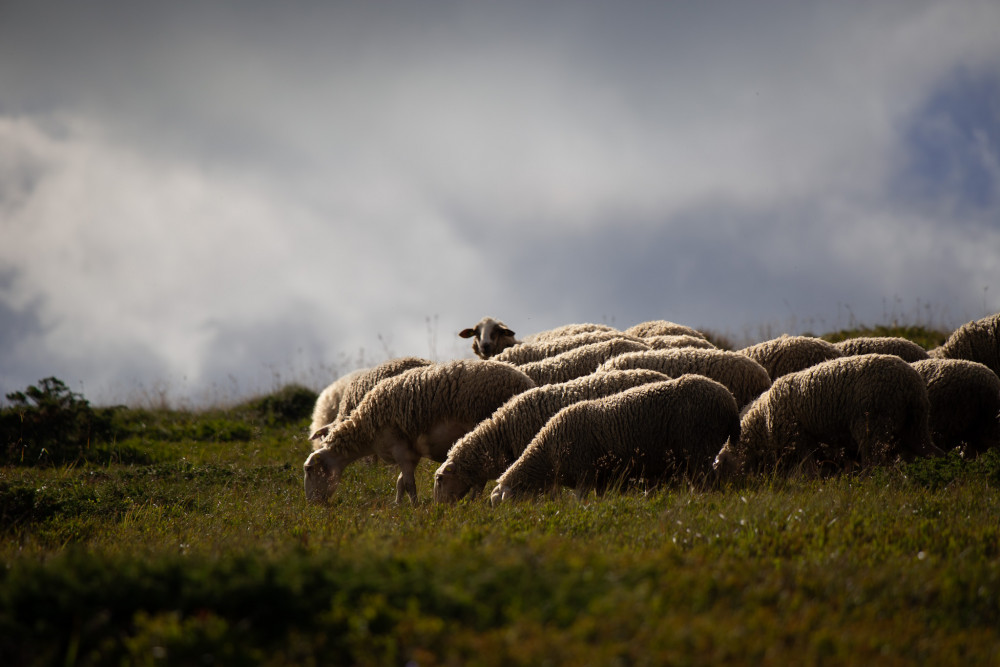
[{"x1": 235, "y1": 383, "x2": 318, "y2": 426}]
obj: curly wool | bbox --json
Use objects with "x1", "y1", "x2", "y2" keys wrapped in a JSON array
[
  {"x1": 521, "y1": 322, "x2": 619, "y2": 343},
  {"x1": 834, "y1": 336, "x2": 929, "y2": 362},
  {"x1": 714, "y1": 354, "x2": 938, "y2": 479},
  {"x1": 433, "y1": 368, "x2": 671, "y2": 502},
  {"x1": 308, "y1": 368, "x2": 367, "y2": 441},
  {"x1": 598, "y1": 348, "x2": 771, "y2": 408},
  {"x1": 491, "y1": 374, "x2": 740, "y2": 503},
  {"x1": 930, "y1": 313, "x2": 1000, "y2": 377},
  {"x1": 911, "y1": 358, "x2": 1000, "y2": 457},
  {"x1": 513, "y1": 339, "x2": 651, "y2": 385},
  {"x1": 739, "y1": 335, "x2": 842, "y2": 380},
  {"x1": 645, "y1": 335, "x2": 715, "y2": 351},
  {"x1": 493, "y1": 330, "x2": 646, "y2": 365},
  {"x1": 624, "y1": 320, "x2": 706, "y2": 340},
  {"x1": 304, "y1": 359, "x2": 536, "y2": 503}
]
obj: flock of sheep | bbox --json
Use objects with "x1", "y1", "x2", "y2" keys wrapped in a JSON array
[{"x1": 303, "y1": 312, "x2": 1000, "y2": 506}]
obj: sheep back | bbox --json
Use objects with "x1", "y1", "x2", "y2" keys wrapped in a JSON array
[
  {"x1": 645, "y1": 334, "x2": 716, "y2": 351},
  {"x1": 624, "y1": 320, "x2": 706, "y2": 340},
  {"x1": 598, "y1": 347, "x2": 771, "y2": 408},
  {"x1": 911, "y1": 358, "x2": 1000, "y2": 457},
  {"x1": 521, "y1": 323, "x2": 619, "y2": 343},
  {"x1": 493, "y1": 330, "x2": 646, "y2": 365},
  {"x1": 931, "y1": 313, "x2": 1000, "y2": 377},
  {"x1": 834, "y1": 336, "x2": 930, "y2": 362},
  {"x1": 309, "y1": 368, "x2": 367, "y2": 442},
  {"x1": 493, "y1": 374, "x2": 740, "y2": 502},
  {"x1": 739, "y1": 334, "x2": 842, "y2": 380},
  {"x1": 514, "y1": 339, "x2": 650, "y2": 385}
]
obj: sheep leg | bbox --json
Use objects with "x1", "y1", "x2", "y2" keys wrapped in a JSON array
[{"x1": 391, "y1": 443, "x2": 422, "y2": 505}]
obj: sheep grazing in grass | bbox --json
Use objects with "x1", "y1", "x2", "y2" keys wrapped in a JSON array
[
  {"x1": 459, "y1": 316, "x2": 520, "y2": 359},
  {"x1": 645, "y1": 335, "x2": 716, "y2": 351},
  {"x1": 514, "y1": 338, "x2": 651, "y2": 385},
  {"x1": 490, "y1": 375, "x2": 741, "y2": 505},
  {"x1": 624, "y1": 320, "x2": 706, "y2": 340},
  {"x1": 521, "y1": 323, "x2": 619, "y2": 343},
  {"x1": 304, "y1": 359, "x2": 535, "y2": 504},
  {"x1": 714, "y1": 354, "x2": 941, "y2": 481},
  {"x1": 930, "y1": 313, "x2": 1000, "y2": 377},
  {"x1": 308, "y1": 368, "x2": 367, "y2": 442},
  {"x1": 492, "y1": 330, "x2": 646, "y2": 365},
  {"x1": 911, "y1": 358, "x2": 1000, "y2": 457},
  {"x1": 738, "y1": 334, "x2": 842, "y2": 381},
  {"x1": 433, "y1": 368, "x2": 671, "y2": 503},
  {"x1": 598, "y1": 348, "x2": 771, "y2": 409},
  {"x1": 834, "y1": 336, "x2": 930, "y2": 362}
]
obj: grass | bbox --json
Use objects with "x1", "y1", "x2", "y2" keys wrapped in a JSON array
[{"x1": 2, "y1": 322, "x2": 999, "y2": 665}]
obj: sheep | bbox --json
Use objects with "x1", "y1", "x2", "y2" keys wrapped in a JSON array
[
  {"x1": 304, "y1": 359, "x2": 536, "y2": 504},
  {"x1": 459, "y1": 316, "x2": 520, "y2": 359},
  {"x1": 492, "y1": 330, "x2": 646, "y2": 365},
  {"x1": 834, "y1": 336, "x2": 929, "y2": 362},
  {"x1": 490, "y1": 374, "x2": 741, "y2": 504},
  {"x1": 930, "y1": 313, "x2": 1000, "y2": 377},
  {"x1": 713, "y1": 354, "x2": 941, "y2": 481},
  {"x1": 521, "y1": 322, "x2": 619, "y2": 343},
  {"x1": 624, "y1": 320, "x2": 706, "y2": 340},
  {"x1": 513, "y1": 338, "x2": 651, "y2": 385},
  {"x1": 433, "y1": 368, "x2": 672, "y2": 503},
  {"x1": 598, "y1": 348, "x2": 771, "y2": 409},
  {"x1": 645, "y1": 335, "x2": 716, "y2": 351},
  {"x1": 738, "y1": 334, "x2": 842, "y2": 380},
  {"x1": 308, "y1": 368, "x2": 368, "y2": 441},
  {"x1": 910, "y1": 358, "x2": 1000, "y2": 457}
]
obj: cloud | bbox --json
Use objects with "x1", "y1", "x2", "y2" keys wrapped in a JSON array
[{"x1": 1, "y1": 0, "x2": 1000, "y2": 403}]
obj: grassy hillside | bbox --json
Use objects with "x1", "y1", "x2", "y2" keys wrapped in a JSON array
[{"x1": 2, "y1": 325, "x2": 999, "y2": 665}]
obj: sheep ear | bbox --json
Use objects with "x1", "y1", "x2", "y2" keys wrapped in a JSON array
[
  {"x1": 499, "y1": 327, "x2": 515, "y2": 337},
  {"x1": 459, "y1": 328, "x2": 476, "y2": 339},
  {"x1": 309, "y1": 424, "x2": 332, "y2": 441}
]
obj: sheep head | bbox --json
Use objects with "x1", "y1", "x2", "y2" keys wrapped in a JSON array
[
  {"x1": 460, "y1": 316, "x2": 517, "y2": 359},
  {"x1": 433, "y1": 461, "x2": 473, "y2": 503},
  {"x1": 303, "y1": 449, "x2": 341, "y2": 503}
]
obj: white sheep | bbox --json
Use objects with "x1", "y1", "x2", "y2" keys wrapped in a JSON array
[
  {"x1": 911, "y1": 358, "x2": 1000, "y2": 457},
  {"x1": 492, "y1": 330, "x2": 646, "y2": 365},
  {"x1": 514, "y1": 338, "x2": 651, "y2": 385},
  {"x1": 459, "y1": 316, "x2": 520, "y2": 359},
  {"x1": 738, "y1": 334, "x2": 842, "y2": 380},
  {"x1": 624, "y1": 320, "x2": 707, "y2": 340},
  {"x1": 490, "y1": 374, "x2": 741, "y2": 504},
  {"x1": 308, "y1": 368, "x2": 367, "y2": 441},
  {"x1": 521, "y1": 322, "x2": 619, "y2": 343},
  {"x1": 304, "y1": 359, "x2": 536, "y2": 504},
  {"x1": 433, "y1": 368, "x2": 672, "y2": 503},
  {"x1": 644, "y1": 335, "x2": 716, "y2": 351},
  {"x1": 834, "y1": 336, "x2": 929, "y2": 362},
  {"x1": 714, "y1": 354, "x2": 941, "y2": 480},
  {"x1": 598, "y1": 348, "x2": 771, "y2": 409},
  {"x1": 930, "y1": 312, "x2": 1000, "y2": 377}
]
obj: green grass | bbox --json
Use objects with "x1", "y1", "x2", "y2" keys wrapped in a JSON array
[{"x1": 2, "y1": 323, "x2": 999, "y2": 665}]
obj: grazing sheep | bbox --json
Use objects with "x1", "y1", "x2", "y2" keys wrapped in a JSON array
[
  {"x1": 911, "y1": 358, "x2": 1000, "y2": 457},
  {"x1": 522, "y1": 323, "x2": 619, "y2": 343},
  {"x1": 490, "y1": 374, "x2": 741, "y2": 504},
  {"x1": 624, "y1": 320, "x2": 706, "y2": 340},
  {"x1": 308, "y1": 368, "x2": 368, "y2": 441},
  {"x1": 304, "y1": 359, "x2": 535, "y2": 504},
  {"x1": 738, "y1": 334, "x2": 842, "y2": 380},
  {"x1": 492, "y1": 330, "x2": 645, "y2": 365},
  {"x1": 834, "y1": 336, "x2": 929, "y2": 362},
  {"x1": 308, "y1": 358, "x2": 435, "y2": 448},
  {"x1": 645, "y1": 335, "x2": 716, "y2": 351},
  {"x1": 930, "y1": 313, "x2": 1000, "y2": 377},
  {"x1": 460, "y1": 316, "x2": 520, "y2": 359},
  {"x1": 514, "y1": 339, "x2": 650, "y2": 385},
  {"x1": 433, "y1": 368, "x2": 671, "y2": 503},
  {"x1": 714, "y1": 354, "x2": 940, "y2": 480},
  {"x1": 598, "y1": 348, "x2": 771, "y2": 409}
]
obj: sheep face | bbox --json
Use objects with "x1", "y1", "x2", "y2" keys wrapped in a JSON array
[
  {"x1": 460, "y1": 317, "x2": 517, "y2": 359},
  {"x1": 433, "y1": 461, "x2": 474, "y2": 503},
  {"x1": 303, "y1": 450, "x2": 341, "y2": 503}
]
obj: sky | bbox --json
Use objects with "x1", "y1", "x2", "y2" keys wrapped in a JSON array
[{"x1": 2, "y1": 0, "x2": 999, "y2": 405}]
